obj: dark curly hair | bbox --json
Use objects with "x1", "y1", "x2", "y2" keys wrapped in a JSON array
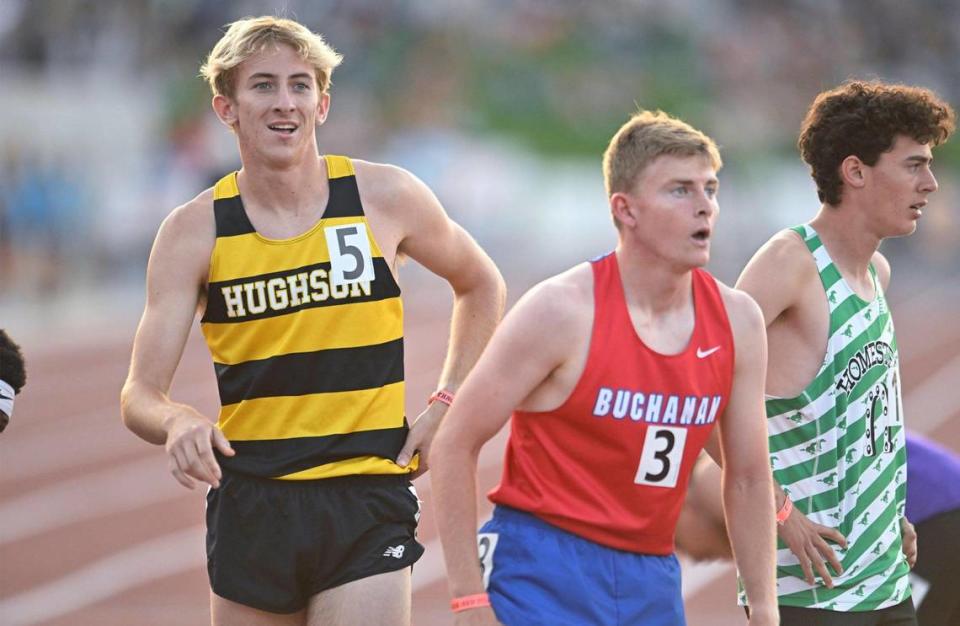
[
  {"x1": 798, "y1": 80, "x2": 955, "y2": 206},
  {"x1": 0, "y1": 329, "x2": 27, "y2": 394}
]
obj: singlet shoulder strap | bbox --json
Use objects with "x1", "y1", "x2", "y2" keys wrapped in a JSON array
[
  {"x1": 587, "y1": 251, "x2": 623, "y2": 354},
  {"x1": 691, "y1": 268, "x2": 731, "y2": 328},
  {"x1": 790, "y1": 223, "x2": 849, "y2": 309},
  {"x1": 212, "y1": 172, "x2": 255, "y2": 238},
  {"x1": 325, "y1": 154, "x2": 355, "y2": 178},
  {"x1": 323, "y1": 154, "x2": 365, "y2": 219},
  {"x1": 792, "y1": 223, "x2": 880, "y2": 289},
  {"x1": 790, "y1": 223, "x2": 820, "y2": 254},
  {"x1": 213, "y1": 171, "x2": 239, "y2": 199},
  {"x1": 589, "y1": 251, "x2": 620, "y2": 318}
]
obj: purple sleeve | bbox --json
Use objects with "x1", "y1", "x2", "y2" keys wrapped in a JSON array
[{"x1": 906, "y1": 433, "x2": 960, "y2": 523}]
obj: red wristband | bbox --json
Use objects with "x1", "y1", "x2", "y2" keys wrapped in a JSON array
[
  {"x1": 451, "y1": 593, "x2": 490, "y2": 613},
  {"x1": 429, "y1": 389, "x2": 455, "y2": 407},
  {"x1": 776, "y1": 495, "x2": 793, "y2": 526}
]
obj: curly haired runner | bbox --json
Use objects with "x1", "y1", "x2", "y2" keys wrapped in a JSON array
[
  {"x1": 733, "y1": 80, "x2": 955, "y2": 625},
  {"x1": 0, "y1": 329, "x2": 27, "y2": 432}
]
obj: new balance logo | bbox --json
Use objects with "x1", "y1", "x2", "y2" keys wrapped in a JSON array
[
  {"x1": 383, "y1": 545, "x2": 405, "y2": 559},
  {"x1": 696, "y1": 346, "x2": 721, "y2": 359}
]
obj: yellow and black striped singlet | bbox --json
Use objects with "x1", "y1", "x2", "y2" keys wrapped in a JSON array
[{"x1": 200, "y1": 155, "x2": 411, "y2": 480}]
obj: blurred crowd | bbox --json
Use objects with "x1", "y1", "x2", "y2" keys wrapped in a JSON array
[{"x1": 2, "y1": 0, "x2": 959, "y2": 299}]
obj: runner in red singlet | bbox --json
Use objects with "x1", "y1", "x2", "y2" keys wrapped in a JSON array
[{"x1": 431, "y1": 110, "x2": 778, "y2": 626}]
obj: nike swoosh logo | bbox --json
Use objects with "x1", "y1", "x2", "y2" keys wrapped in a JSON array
[
  {"x1": 0, "y1": 392, "x2": 11, "y2": 401},
  {"x1": 696, "y1": 346, "x2": 721, "y2": 359}
]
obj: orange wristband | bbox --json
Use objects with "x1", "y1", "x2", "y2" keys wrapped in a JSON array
[
  {"x1": 451, "y1": 593, "x2": 490, "y2": 613},
  {"x1": 429, "y1": 389, "x2": 455, "y2": 407},
  {"x1": 776, "y1": 495, "x2": 793, "y2": 526}
]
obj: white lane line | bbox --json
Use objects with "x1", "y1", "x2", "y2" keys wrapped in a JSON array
[
  {"x1": 2, "y1": 414, "x2": 144, "y2": 487},
  {"x1": 0, "y1": 526, "x2": 205, "y2": 626},
  {"x1": 1, "y1": 382, "x2": 212, "y2": 487},
  {"x1": 0, "y1": 457, "x2": 191, "y2": 546}
]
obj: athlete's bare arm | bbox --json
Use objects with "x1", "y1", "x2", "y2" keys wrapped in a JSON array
[
  {"x1": 737, "y1": 230, "x2": 828, "y2": 396},
  {"x1": 715, "y1": 286, "x2": 778, "y2": 623},
  {"x1": 736, "y1": 232, "x2": 848, "y2": 587},
  {"x1": 120, "y1": 192, "x2": 235, "y2": 490},
  {"x1": 431, "y1": 268, "x2": 592, "y2": 626},
  {"x1": 675, "y1": 455, "x2": 732, "y2": 561},
  {"x1": 355, "y1": 162, "x2": 506, "y2": 477}
]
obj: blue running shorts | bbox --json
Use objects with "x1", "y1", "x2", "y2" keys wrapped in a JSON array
[{"x1": 477, "y1": 505, "x2": 685, "y2": 626}]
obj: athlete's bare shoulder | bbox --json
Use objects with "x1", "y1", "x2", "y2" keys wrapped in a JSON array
[
  {"x1": 150, "y1": 188, "x2": 217, "y2": 286},
  {"x1": 161, "y1": 188, "x2": 216, "y2": 243},
  {"x1": 487, "y1": 261, "x2": 594, "y2": 396},
  {"x1": 736, "y1": 228, "x2": 819, "y2": 325},
  {"x1": 349, "y1": 158, "x2": 445, "y2": 260},
  {"x1": 747, "y1": 229, "x2": 815, "y2": 280},
  {"x1": 494, "y1": 262, "x2": 593, "y2": 346},
  {"x1": 350, "y1": 159, "x2": 422, "y2": 212},
  {"x1": 512, "y1": 262, "x2": 593, "y2": 343},
  {"x1": 715, "y1": 281, "x2": 765, "y2": 336},
  {"x1": 529, "y1": 259, "x2": 592, "y2": 313}
]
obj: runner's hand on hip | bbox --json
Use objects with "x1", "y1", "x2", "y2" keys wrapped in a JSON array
[
  {"x1": 164, "y1": 409, "x2": 234, "y2": 489},
  {"x1": 900, "y1": 517, "x2": 917, "y2": 568},
  {"x1": 777, "y1": 507, "x2": 847, "y2": 587},
  {"x1": 396, "y1": 401, "x2": 447, "y2": 479}
]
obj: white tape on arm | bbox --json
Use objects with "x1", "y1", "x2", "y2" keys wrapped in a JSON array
[{"x1": 0, "y1": 379, "x2": 15, "y2": 417}]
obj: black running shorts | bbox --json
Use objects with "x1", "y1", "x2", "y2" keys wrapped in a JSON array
[
  {"x1": 206, "y1": 471, "x2": 424, "y2": 613},
  {"x1": 776, "y1": 598, "x2": 917, "y2": 626},
  {"x1": 912, "y1": 508, "x2": 960, "y2": 626}
]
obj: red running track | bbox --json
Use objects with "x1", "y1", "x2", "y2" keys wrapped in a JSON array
[{"x1": 1, "y1": 276, "x2": 958, "y2": 625}]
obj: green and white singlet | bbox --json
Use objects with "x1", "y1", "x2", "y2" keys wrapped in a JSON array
[{"x1": 740, "y1": 224, "x2": 910, "y2": 611}]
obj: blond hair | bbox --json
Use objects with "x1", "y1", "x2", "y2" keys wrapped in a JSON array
[
  {"x1": 602, "y1": 110, "x2": 721, "y2": 197},
  {"x1": 200, "y1": 16, "x2": 343, "y2": 98}
]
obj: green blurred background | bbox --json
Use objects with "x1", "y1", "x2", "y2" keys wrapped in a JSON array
[{"x1": 1, "y1": 0, "x2": 958, "y2": 321}]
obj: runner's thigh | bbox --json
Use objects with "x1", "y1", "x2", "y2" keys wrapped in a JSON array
[{"x1": 305, "y1": 568, "x2": 410, "y2": 626}]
